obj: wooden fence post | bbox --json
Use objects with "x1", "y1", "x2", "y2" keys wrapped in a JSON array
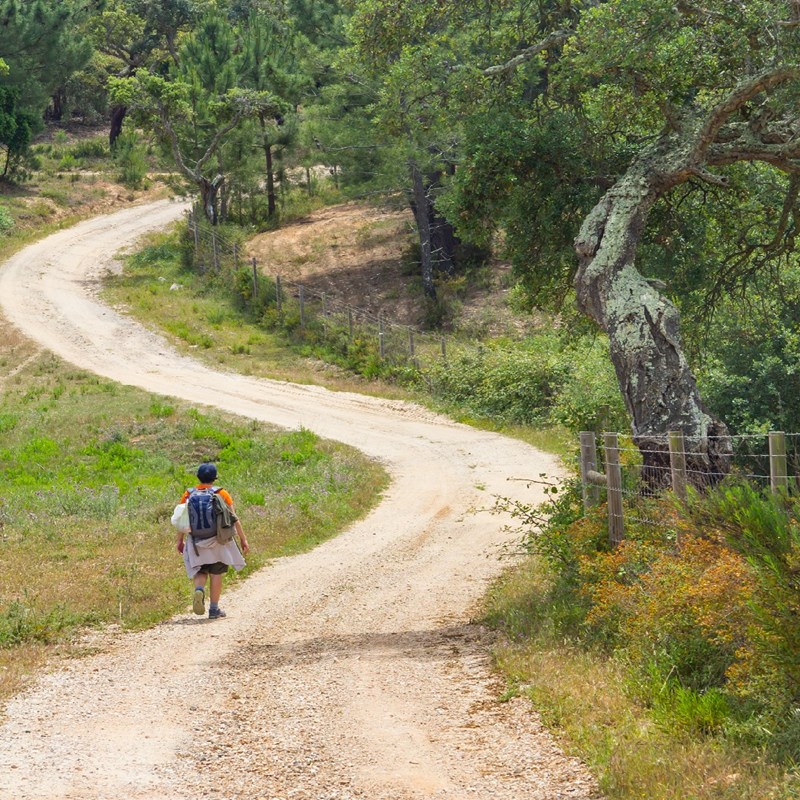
[
  {"x1": 769, "y1": 430, "x2": 788, "y2": 495},
  {"x1": 409, "y1": 329, "x2": 415, "y2": 359},
  {"x1": 191, "y1": 211, "x2": 199, "y2": 261},
  {"x1": 299, "y1": 285, "x2": 305, "y2": 328},
  {"x1": 668, "y1": 431, "x2": 688, "y2": 502},
  {"x1": 322, "y1": 292, "x2": 327, "y2": 336},
  {"x1": 579, "y1": 431, "x2": 600, "y2": 510},
  {"x1": 251, "y1": 258, "x2": 258, "y2": 302},
  {"x1": 348, "y1": 308, "x2": 354, "y2": 340},
  {"x1": 276, "y1": 274, "x2": 282, "y2": 313},
  {"x1": 379, "y1": 316, "x2": 385, "y2": 359},
  {"x1": 604, "y1": 432, "x2": 625, "y2": 546},
  {"x1": 212, "y1": 230, "x2": 219, "y2": 272}
]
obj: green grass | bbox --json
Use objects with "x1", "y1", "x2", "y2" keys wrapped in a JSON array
[
  {"x1": 103, "y1": 230, "x2": 413, "y2": 398},
  {"x1": 482, "y1": 558, "x2": 800, "y2": 800},
  {"x1": 0, "y1": 317, "x2": 387, "y2": 698}
]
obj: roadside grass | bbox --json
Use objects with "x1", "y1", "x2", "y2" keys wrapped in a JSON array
[
  {"x1": 483, "y1": 559, "x2": 799, "y2": 800},
  {"x1": 103, "y1": 229, "x2": 413, "y2": 399},
  {"x1": 0, "y1": 129, "x2": 174, "y2": 263},
  {"x1": 0, "y1": 316, "x2": 388, "y2": 702}
]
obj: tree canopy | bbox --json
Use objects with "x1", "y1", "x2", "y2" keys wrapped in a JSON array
[{"x1": 7, "y1": 0, "x2": 800, "y2": 465}]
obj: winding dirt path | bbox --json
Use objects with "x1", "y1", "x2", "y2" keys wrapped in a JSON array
[{"x1": 0, "y1": 200, "x2": 600, "y2": 800}]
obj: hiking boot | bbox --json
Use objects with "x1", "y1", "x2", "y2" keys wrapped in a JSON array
[
  {"x1": 192, "y1": 587, "x2": 205, "y2": 615},
  {"x1": 208, "y1": 607, "x2": 227, "y2": 620}
]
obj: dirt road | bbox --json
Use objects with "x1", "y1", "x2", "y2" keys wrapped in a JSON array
[{"x1": 0, "y1": 200, "x2": 599, "y2": 800}]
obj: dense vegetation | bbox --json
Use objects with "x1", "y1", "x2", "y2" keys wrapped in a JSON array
[
  {"x1": 2, "y1": 0, "x2": 800, "y2": 440},
  {"x1": 484, "y1": 478, "x2": 800, "y2": 797}
]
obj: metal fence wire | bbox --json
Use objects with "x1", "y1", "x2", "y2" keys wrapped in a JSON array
[
  {"x1": 187, "y1": 208, "x2": 479, "y2": 379},
  {"x1": 579, "y1": 430, "x2": 800, "y2": 544}
]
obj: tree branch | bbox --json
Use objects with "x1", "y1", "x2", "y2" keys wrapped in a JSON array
[
  {"x1": 692, "y1": 67, "x2": 800, "y2": 161},
  {"x1": 483, "y1": 30, "x2": 572, "y2": 77}
]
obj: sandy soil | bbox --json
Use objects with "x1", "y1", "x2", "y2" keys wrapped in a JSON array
[{"x1": 0, "y1": 199, "x2": 600, "y2": 800}]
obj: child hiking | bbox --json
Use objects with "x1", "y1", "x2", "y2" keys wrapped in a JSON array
[{"x1": 176, "y1": 462, "x2": 249, "y2": 619}]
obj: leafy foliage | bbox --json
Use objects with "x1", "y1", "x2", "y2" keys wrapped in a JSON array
[{"x1": 504, "y1": 480, "x2": 800, "y2": 761}]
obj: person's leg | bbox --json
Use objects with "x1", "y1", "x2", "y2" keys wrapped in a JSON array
[
  {"x1": 208, "y1": 572, "x2": 223, "y2": 604},
  {"x1": 208, "y1": 567, "x2": 227, "y2": 618},
  {"x1": 192, "y1": 570, "x2": 208, "y2": 615}
]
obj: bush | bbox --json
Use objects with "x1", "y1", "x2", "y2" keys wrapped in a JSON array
[
  {"x1": 114, "y1": 129, "x2": 148, "y2": 189},
  {"x1": 426, "y1": 337, "x2": 569, "y2": 425},
  {"x1": 504, "y1": 479, "x2": 800, "y2": 759},
  {"x1": 0, "y1": 205, "x2": 14, "y2": 235}
]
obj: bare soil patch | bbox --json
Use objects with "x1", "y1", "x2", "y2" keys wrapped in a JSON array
[{"x1": 246, "y1": 201, "x2": 538, "y2": 336}]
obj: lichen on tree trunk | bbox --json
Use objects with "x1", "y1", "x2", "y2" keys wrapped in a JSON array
[{"x1": 574, "y1": 158, "x2": 732, "y2": 487}]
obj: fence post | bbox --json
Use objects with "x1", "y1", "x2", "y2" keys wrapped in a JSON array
[
  {"x1": 409, "y1": 329, "x2": 415, "y2": 359},
  {"x1": 251, "y1": 258, "x2": 258, "y2": 302},
  {"x1": 769, "y1": 430, "x2": 788, "y2": 495},
  {"x1": 579, "y1": 431, "x2": 600, "y2": 510},
  {"x1": 604, "y1": 432, "x2": 625, "y2": 546},
  {"x1": 276, "y1": 275, "x2": 282, "y2": 313},
  {"x1": 191, "y1": 210, "x2": 199, "y2": 261},
  {"x1": 322, "y1": 293, "x2": 327, "y2": 336},
  {"x1": 212, "y1": 230, "x2": 219, "y2": 272},
  {"x1": 379, "y1": 316, "x2": 385, "y2": 359},
  {"x1": 348, "y1": 308, "x2": 354, "y2": 340},
  {"x1": 299, "y1": 285, "x2": 305, "y2": 328},
  {"x1": 668, "y1": 431, "x2": 688, "y2": 502}
]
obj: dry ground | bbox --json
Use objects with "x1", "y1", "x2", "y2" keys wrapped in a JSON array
[{"x1": 245, "y1": 201, "x2": 540, "y2": 337}]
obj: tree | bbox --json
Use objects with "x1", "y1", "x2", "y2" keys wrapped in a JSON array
[
  {"x1": 0, "y1": 0, "x2": 94, "y2": 175},
  {"x1": 113, "y1": 6, "x2": 290, "y2": 223},
  {"x1": 342, "y1": 0, "x2": 486, "y2": 302},
  {"x1": 410, "y1": 0, "x2": 800, "y2": 483},
  {"x1": 87, "y1": 0, "x2": 191, "y2": 147},
  {"x1": 239, "y1": 9, "x2": 309, "y2": 218}
]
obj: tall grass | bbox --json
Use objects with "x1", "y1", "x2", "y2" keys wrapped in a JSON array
[{"x1": 0, "y1": 317, "x2": 387, "y2": 699}]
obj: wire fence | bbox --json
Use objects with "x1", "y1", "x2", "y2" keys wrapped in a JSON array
[
  {"x1": 187, "y1": 207, "x2": 485, "y2": 379},
  {"x1": 579, "y1": 430, "x2": 800, "y2": 544},
  {"x1": 190, "y1": 208, "x2": 793, "y2": 547}
]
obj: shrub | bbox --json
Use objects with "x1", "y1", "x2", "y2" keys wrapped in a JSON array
[
  {"x1": 114, "y1": 129, "x2": 148, "y2": 189},
  {"x1": 0, "y1": 205, "x2": 14, "y2": 235}
]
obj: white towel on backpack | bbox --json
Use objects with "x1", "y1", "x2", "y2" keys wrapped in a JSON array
[{"x1": 182, "y1": 535, "x2": 246, "y2": 578}]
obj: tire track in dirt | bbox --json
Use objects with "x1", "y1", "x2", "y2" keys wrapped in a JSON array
[{"x1": 0, "y1": 200, "x2": 600, "y2": 800}]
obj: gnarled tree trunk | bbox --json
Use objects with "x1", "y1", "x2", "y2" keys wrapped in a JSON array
[
  {"x1": 199, "y1": 175, "x2": 225, "y2": 225},
  {"x1": 574, "y1": 149, "x2": 732, "y2": 488}
]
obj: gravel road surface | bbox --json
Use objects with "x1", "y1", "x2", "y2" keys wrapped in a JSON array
[{"x1": 0, "y1": 200, "x2": 600, "y2": 800}]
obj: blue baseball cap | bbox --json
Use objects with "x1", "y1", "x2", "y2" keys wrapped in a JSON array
[{"x1": 197, "y1": 462, "x2": 218, "y2": 483}]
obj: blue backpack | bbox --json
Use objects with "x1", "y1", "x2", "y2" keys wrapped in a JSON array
[{"x1": 187, "y1": 486, "x2": 221, "y2": 540}]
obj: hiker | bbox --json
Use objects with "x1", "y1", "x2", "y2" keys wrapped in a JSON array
[{"x1": 176, "y1": 462, "x2": 249, "y2": 620}]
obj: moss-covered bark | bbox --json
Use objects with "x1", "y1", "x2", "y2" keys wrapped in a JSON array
[{"x1": 574, "y1": 150, "x2": 732, "y2": 485}]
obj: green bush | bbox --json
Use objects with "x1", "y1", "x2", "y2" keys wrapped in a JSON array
[
  {"x1": 426, "y1": 338, "x2": 569, "y2": 425},
  {"x1": 0, "y1": 205, "x2": 14, "y2": 235},
  {"x1": 114, "y1": 129, "x2": 148, "y2": 189}
]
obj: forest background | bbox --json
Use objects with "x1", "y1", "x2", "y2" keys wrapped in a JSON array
[{"x1": 2, "y1": 1, "x2": 800, "y2": 798}]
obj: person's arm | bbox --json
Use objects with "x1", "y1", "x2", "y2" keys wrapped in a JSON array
[
  {"x1": 177, "y1": 490, "x2": 190, "y2": 553},
  {"x1": 234, "y1": 518, "x2": 249, "y2": 554}
]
